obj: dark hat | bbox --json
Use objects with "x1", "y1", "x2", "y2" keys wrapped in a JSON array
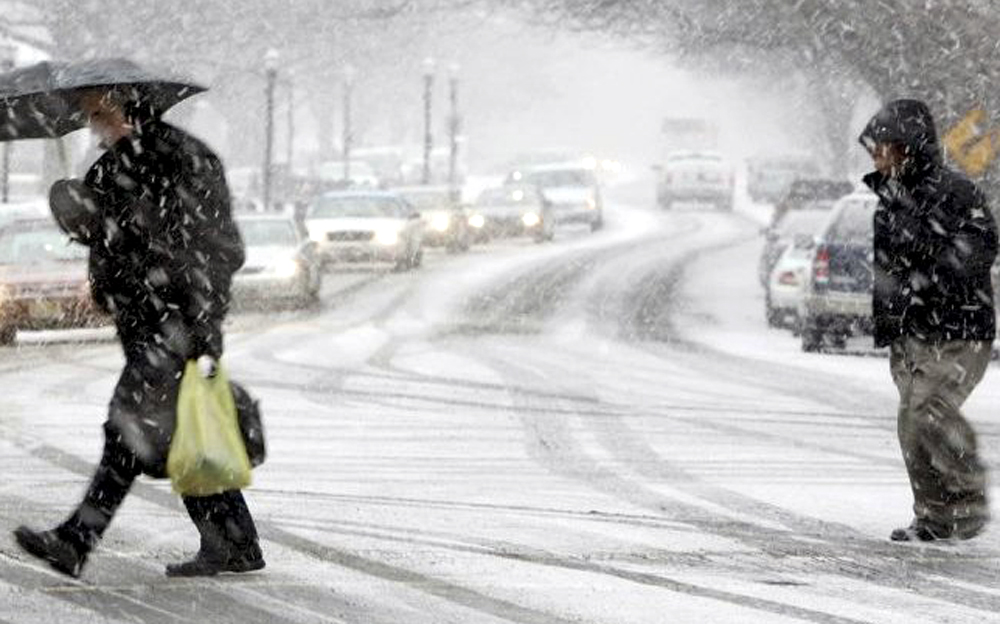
[{"x1": 49, "y1": 179, "x2": 101, "y2": 244}]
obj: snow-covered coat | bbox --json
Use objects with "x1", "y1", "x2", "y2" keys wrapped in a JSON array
[
  {"x1": 80, "y1": 120, "x2": 244, "y2": 473},
  {"x1": 860, "y1": 99, "x2": 997, "y2": 348}
]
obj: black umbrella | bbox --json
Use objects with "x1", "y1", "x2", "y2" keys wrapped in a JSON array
[{"x1": 0, "y1": 57, "x2": 206, "y2": 141}]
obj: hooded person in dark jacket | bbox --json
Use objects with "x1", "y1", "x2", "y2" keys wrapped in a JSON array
[
  {"x1": 13, "y1": 86, "x2": 264, "y2": 577},
  {"x1": 861, "y1": 99, "x2": 997, "y2": 541}
]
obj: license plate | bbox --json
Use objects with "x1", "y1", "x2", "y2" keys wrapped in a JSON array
[{"x1": 28, "y1": 299, "x2": 65, "y2": 321}]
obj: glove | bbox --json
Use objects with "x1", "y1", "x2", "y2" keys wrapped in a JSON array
[{"x1": 196, "y1": 355, "x2": 218, "y2": 379}]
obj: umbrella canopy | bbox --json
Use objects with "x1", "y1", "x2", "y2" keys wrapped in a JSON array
[{"x1": 0, "y1": 58, "x2": 206, "y2": 141}]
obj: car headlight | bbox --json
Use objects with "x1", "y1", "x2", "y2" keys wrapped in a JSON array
[
  {"x1": 431, "y1": 214, "x2": 451, "y2": 232},
  {"x1": 469, "y1": 214, "x2": 485, "y2": 229},
  {"x1": 309, "y1": 229, "x2": 326, "y2": 243},
  {"x1": 375, "y1": 228, "x2": 400, "y2": 245},
  {"x1": 273, "y1": 258, "x2": 300, "y2": 278},
  {"x1": 586, "y1": 198, "x2": 597, "y2": 210},
  {"x1": 522, "y1": 212, "x2": 541, "y2": 227}
]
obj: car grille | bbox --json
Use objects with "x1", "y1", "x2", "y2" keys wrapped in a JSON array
[
  {"x1": 328, "y1": 231, "x2": 374, "y2": 242},
  {"x1": 16, "y1": 281, "x2": 80, "y2": 298}
]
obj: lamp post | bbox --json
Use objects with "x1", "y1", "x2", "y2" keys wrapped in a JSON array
[
  {"x1": 263, "y1": 48, "x2": 279, "y2": 211},
  {"x1": 342, "y1": 64, "x2": 356, "y2": 185},
  {"x1": 286, "y1": 72, "x2": 294, "y2": 175},
  {"x1": 0, "y1": 45, "x2": 15, "y2": 204},
  {"x1": 421, "y1": 57, "x2": 435, "y2": 185},
  {"x1": 447, "y1": 63, "x2": 461, "y2": 202}
]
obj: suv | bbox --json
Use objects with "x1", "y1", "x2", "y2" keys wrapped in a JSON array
[
  {"x1": 656, "y1": 151, "x2": 734, "y2": 211},
  {"x1": 771, "y1": 178, "x2": 854, "y2": 226},
  {"x1": 746, "y1": 154, "x2": 821, "y2": 203},
  {"x1": 798, "y1": 191, "x2": 879, "y2": 352},
  {"x1": 512, "y1": 163, "x2": 604, "y2": 232}
]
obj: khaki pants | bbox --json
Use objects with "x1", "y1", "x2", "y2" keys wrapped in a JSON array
[{"x1": 889, "y1": 337, "x2": 991, "y2": 535}]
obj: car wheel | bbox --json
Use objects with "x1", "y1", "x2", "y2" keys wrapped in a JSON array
[
  {"x1": 800, "y1": 318, "x2": 824, "y2": 352},
  {"x1": 411, "y1": 247, "x2": 423, "y2": 268},
  {"x1": 765, "y1": 304, "x2": 782, "y2": 328},
  {"x1": 0, "y1": 325, "x2": 15, "y2": 345}
]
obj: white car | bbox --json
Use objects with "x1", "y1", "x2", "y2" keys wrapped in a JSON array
[
  {"x1": 767, "y1": 239, "x2": 816, "y2": 330},
  {"x1": 233, "y1": 214, "x2": 322, "y2": 307},
  {"x1": 305, "y1": 191, "x2": 424, "y2": 271},
  {"x1": 656, "y1": 151, "x2": 734, "y2": 211}
]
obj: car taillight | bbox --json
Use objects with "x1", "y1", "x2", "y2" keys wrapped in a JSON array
[
  {"x1": 778, "y1": 271, "x2": 799, "y2": 286},
  {"x1": 813, "y1": 246, "x2": 830, "y2": 285}
]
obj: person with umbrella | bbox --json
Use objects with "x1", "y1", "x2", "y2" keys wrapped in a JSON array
[{"x1": 9, "y1": 61, "x2": 264, "y2": 578}]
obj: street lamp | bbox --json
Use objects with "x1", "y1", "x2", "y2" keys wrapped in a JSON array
[
  {"x1": 263, "y1": 47, "x2": 279, "y2": 211},
  {"x1": 421, "y1": 57, "x2": 435, "y2": 185},
  {"x1": 447, "y1": 62, "x2": 461, "y2": 202},
  {"x1": 342, "y1": 64, "x2": 357, "y2": 185},
  {"x1": 0, "y1": 45, "x2": 15, "y2": 204}
]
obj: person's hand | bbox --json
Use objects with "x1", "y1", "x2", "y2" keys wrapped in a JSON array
[{"x1": 196, "y1": 355, "x2": 218, "y2": 379}]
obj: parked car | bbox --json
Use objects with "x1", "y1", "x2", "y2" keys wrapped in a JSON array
[
  {"x1": 233, "y1": 214, "x2": 322, "y2": 308},
  {"x1": 0, "y1": 218, "x2": 105, "y2": 344},
  {"x1": 798, "y1": 191, "x2": 879, "y2": 352},
  {"x1": 394, "y1": 185, "x2": 471, "y2": 253},
  {"x1": 511, "y1": 162, "x2": 603, "y2": 231},
  {"x1": 766, "y1": 236, "x2": 818, "y2": 330},
  {"x1": 746, "y1": 154, "x2": 821, "y2": 204},
  {"x1": 771, "y1": 178, "x2": 854, "y2": 225},
  {"x1": 759, "y1": 208, "x2": 831, "y2": 287},
  {"x1": 304, "y1": 191, "x2": 424, "y2": 271},
  {"x1": 655, "y1": 151, "x2": 734, "y2": 211},
  {"x1": 468, "y1": 185, "x2": 554, "y2": 243}
]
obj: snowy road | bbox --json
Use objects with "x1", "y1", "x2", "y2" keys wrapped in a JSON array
[{"x1": 2, "y1": 195, "x2": 1000, "y2": 623}]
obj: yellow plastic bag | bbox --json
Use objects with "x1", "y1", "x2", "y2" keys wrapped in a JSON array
[{"x1": 167, "y1": 361, "x2": 252, "y2": 496}]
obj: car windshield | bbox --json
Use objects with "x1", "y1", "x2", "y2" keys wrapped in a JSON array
[
  {"x1": 238, "y1": 220, "x2": 299, "y2": 247},
  {"x1": 828, "y1": 201, "x2": 876, "y2": 243},
  {"x1": 310, "y1": 196, "x2": 405, "y2": 219},
  {"x1": 477, "y1": 188, "x2": 535, "y2": 207},
  {"x1": 523, "y1": 169, "x2": 594, "y2": 188},
  {"x1": 0, "y1": 225, "x2": 87, "y2": 264},
  {"x1": 775, "y1": 210, "x2": 829, "y2": 237}
]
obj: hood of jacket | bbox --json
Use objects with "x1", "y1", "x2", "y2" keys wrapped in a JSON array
[{"x1": 859, "y1": 99, "x2": 942, "y2": 189}]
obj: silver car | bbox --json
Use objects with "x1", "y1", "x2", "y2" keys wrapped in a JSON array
[
  {"x1": 233, "y1": 214, "x2": 322, "y2": 307},
  {"x1": 798, "y1": 191, "x2": 879, "y2": 351},
  {"x1": 512, "y1": 163, "x2": 604, "y2": 231},
  {"x1": 305, "y1": 191, "x2": 424, "y2": 271}
]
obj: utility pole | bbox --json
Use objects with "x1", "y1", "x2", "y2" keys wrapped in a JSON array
[{"x1": 263, "y1": 48, "x2": 279, "y2": 211}]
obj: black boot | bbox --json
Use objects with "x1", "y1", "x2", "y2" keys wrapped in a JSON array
[
  {"x1": 166, "y1": 541, "x2": 264, "y2": 577},
  {"x1": 890, "y1": 518, "x2": 951, "y2": 542},
  {"x1": 168, "y1": 491, "x2": 264, "y2": 577},
  {"x1": 14, "y1": 526, "x2": 87, "y2": 578}
]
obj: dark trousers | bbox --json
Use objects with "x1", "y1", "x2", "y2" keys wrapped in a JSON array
[
  {"x1": 889, "y1": 337, "x2": 991, "y2": 536},
  {"x1": 59, "y1": 423, "x2": 260, "y2": 559}
]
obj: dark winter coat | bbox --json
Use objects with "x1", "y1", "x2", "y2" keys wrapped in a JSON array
[
  {"x1": 860, "y1": 99, "x2": 998, "y2": 348},
  {"x1": 79, "y1": 120, "x2": 244, "y2": 473}
]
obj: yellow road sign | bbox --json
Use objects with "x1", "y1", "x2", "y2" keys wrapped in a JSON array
[{"x1": 943, "y1": 109, "x2": 1000, "y2": 177}]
